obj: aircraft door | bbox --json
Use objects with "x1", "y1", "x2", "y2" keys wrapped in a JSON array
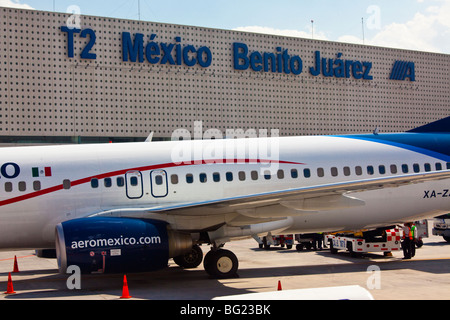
[
  {"x1": 150, "y1": 170, "x2": 168, "y2": 198},
  {"x1": 125, "y1": 171, "x2": 143, "y2": 199}
]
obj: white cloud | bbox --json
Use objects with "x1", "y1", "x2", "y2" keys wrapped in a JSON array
[
  {"x1": 0, "y1": 0, "x2": 34, "y2": 10},
  {"x1": 234, "y1": 1, "x2": 450, "y2": 54},
  {"x1": 368, "y1": 12, "x2": 441, "y2": 52},
  {"x1": 233, "y1": 26, "x2": 329, "y2": 41},
  {"x1": 337, "y1": 34, "x2": 364, "y2": 45},
  {"x1": 348, "y1": 0, "x2": 450, "y2": 53}
]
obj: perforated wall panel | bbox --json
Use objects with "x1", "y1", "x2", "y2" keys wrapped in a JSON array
[{"x1": 0, "y1": 7, "x2": 449, "y2": 140}]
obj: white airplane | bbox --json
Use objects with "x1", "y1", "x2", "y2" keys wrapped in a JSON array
[{"x1": 0, "y1": 117, "x2": 449, "y2": 278}]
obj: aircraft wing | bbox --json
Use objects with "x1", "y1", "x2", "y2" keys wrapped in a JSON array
[{"x1": 92, "y1": 170, "x2": 450, "y2": 220}]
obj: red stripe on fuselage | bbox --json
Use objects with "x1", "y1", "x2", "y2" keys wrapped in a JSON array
[{"x1": 0, "y1": 159, "x2": 304, "y2": 207}]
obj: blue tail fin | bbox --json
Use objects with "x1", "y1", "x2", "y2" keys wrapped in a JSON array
[{"x1": 408, "y1": 117, "x2": 450, "y2": 133}]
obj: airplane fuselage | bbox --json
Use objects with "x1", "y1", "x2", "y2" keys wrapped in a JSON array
[{"x1": 0, "y1": 133, "x2": 449, "y2": 250}]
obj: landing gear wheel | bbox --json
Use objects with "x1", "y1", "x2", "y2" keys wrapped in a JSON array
[
  {"x1": 204, "y1": 249, "x2": 239, "y2": 279},
  {"x1": 415, "y1": 240, "x2": 423, "y2": 248},
  {"x1": 262, "y1": 237, "x2": 271, "y2": 250},
  {"x1": 173, "y1": 245, "x2": 203, "y2": 269},
  {"x1": 329, "y1": 240, "x2": 338, "y2": 254}
]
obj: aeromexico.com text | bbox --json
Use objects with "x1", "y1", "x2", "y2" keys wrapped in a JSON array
[{"x1": 70, "y1": 236, "x2": 161, "y2": 249}]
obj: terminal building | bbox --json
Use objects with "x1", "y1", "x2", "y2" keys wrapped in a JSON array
[{"x1": 1, "y1": 7, "x2": 449, "y2": 145}]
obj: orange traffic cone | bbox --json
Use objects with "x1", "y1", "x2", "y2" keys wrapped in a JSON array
[
  {"x1": 277, "y1": 280, "x2": 282, "y2": 291},
  {"x1": 13, "y1": 256, "x2": 19, "y2": 273},
  {"x1": 120, "y1": 275, "x2": 132, "y2": 299},
  {"x1": 4, "y1": 273, "x2": 16, "y2": 295}
]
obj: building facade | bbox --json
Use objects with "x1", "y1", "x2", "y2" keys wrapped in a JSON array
[{"x1": 1, "y1": 7, "x2": 449, "y2": 144}]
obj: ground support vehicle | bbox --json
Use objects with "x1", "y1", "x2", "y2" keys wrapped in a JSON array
[
  {"x1": 254, "y1": 233, "x2": 294, "y2": 250},
  {"x1": 414, "y1": 220, "x2": 428, "y2": 248},
  {"x1": 432, "y1": 214, "x2": 450, "y2": 243},
  {"x1": 294, "y1": 234, "x2": 325, "y2": 251},
  {"x1": 325, "y1": 228, "x2": 401, "y2": 257}
]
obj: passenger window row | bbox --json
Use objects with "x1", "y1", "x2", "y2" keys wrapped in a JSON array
[
  {"x1": 90, "y1": 177, "x2": 125, "y2": 189},
  {"x1": 3, "y1": 162, "x2": 449, "y2": 193},
  {"x1": 170, "y1": 162, "x2": 450, "y2": 185},
  {"x1": 3, "y1": 177, "x2": 126, "y2": 193}
]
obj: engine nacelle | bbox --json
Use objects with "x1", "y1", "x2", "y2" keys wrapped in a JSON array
[{"x1": 55, "y1": 217, "x2": 193, "y2": 274}]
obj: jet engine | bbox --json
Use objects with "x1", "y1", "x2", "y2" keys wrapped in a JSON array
[{"x1": 55, "y1": 217, "x2": 193, "y2": 274}]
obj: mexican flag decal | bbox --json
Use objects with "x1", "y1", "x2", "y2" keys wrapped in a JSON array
[{"x1": 32, "y1": 167, "x2": 52, "y2": 178}]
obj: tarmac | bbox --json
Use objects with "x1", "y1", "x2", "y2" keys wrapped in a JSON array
[{"x1": 0, "y1": 226, "x2": 449, "y2": 301}]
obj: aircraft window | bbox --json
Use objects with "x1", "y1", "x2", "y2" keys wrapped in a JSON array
[
  {"x1": 199, "y1": 173, "x2": 207, "y2": 183},
  {"x1": 436, "y1": 163, "x2": 443, "y2": 171},
  {"x1": 186, "y1": 174, "x2": 194, "y2": 184},
  {"x1": 33, "y1": 181, "x2": 41, "y2": 191},
  {"x1": 379, "y1": 165, "x2": 386, "y2": 175},
  {"x1": 303, "y1": 169, "x2": 311, "y2": 178},
  {"x1": 155, "y1": 175, "x2": 164, "y2": 185},
  {"x1": 117, "y1": 177, "x2": 125, "y2": 187},
  {"x1": 367, "y1": 166, "x2": 374, "y2": 175},
  {"x1": 424, "y1": 163, "x2": 431, "y2": 172},
  {"x1": 226, "y1": 172, "x2": 233, "y2": 182},
  {"x1": 130, "y1": 177, "x2": 139, "y2": 186},
  {"x1": 238, "y1": 171, "x2": 246, "y2": 181},
  {"x1": 171, "y1": 175, "x2": 179, "y2": 185},
  {"x1": 213, "y1": 172, "x2": 220, "y2": 182},
  {"x1": 277, "y1": 170, "x2": 284, "y2": 179},
  {"x1": 104, "y1": 178, "x2": 112, "y2": 188},
  {"x1": 91, "y1": 179, "x2": 99, "y2": 188},
  {"x1": 63, "y1": 180, "x2": 71, "y2": 190},
  {"x1": 331, "y1": 167, "x2": 338, "y2": 177},
  {"x1": 413, "y1": 164, "x2": 420, "y2": 173},
  {"x1": 291, "y1": 169, "x2": 298, "y2": 179},
  {"x1": 317, "y1": 168, "x2": 324, "y2": 178},
  {"x1": 390, "y1": 165, "x2": 398, "y2": 174},
  {"x1": 402, "y1": 164, "x2": 409, "y2": 174},
  {"x1": 263, "y1": 171, "x2": 271, "y2": 180},
  {"x1": 5, "y1": 182, "x2": 12, "y2": 192},
  {"x1": 251, "y1": 171, "x2": 258, "y2": 181},
  {"x1": 343, "y1": 167, "x2": 351, "y2": 176},
  {"x1": 355, "y1": 166, "x2": 362, "y2": 176},
  {"x1": 18, "y1": 182, "x2": 26, "y2": 192}
]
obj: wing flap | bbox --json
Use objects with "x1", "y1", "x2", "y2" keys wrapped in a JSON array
[{"x1": 280, "y1": 194, "x2": 365, "y2": 211}]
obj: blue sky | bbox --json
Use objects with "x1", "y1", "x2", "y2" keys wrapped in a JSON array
[{"x1": 3, "y1": 0, "x2": 450, "y2": 53}]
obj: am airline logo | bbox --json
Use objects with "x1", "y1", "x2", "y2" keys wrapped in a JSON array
[
  {"x1": 0, "y1": 163, "x2": 51, "y2": 179},
  {"x1": 390, "y1": 61, "x2": 415, "y2": 81}
]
